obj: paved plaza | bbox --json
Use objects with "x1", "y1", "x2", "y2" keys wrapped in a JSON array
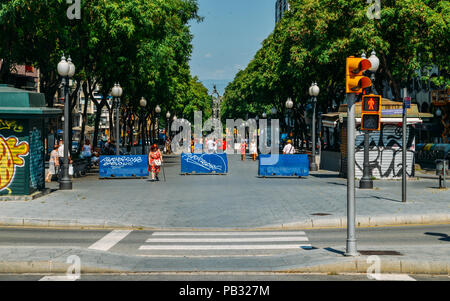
[{"x1": 0, "y1": 155, "x2": 448, "y2": 229}]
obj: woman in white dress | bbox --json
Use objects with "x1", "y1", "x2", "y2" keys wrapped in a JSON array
[{"x1": 249, "y1": 141, "x2": 257, "y2": 161}]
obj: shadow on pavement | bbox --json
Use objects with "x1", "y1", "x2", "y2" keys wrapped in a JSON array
[
  {"x1": 357, "y1": 195, "x2": 401, "y2": 203},
  {"x1": 424, "y1": 232, "x2": 450, "y2": 242},
  {"x1": 323, "y1": 247, "x2": 345, "y2": 255},
  {"x1": 310, "y1": 173, "x2": 340, "y2": 179},
  {"x1": 327, "y1": 182, "x2": 347, "y2": 186}
]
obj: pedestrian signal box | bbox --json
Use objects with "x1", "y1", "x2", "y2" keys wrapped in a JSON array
[{"x1": 361, "y1": 94, "x2": 381, "y2": 131}]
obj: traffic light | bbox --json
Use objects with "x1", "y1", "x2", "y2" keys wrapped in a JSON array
[
  {"x1": 346, "y1": 56, "x2": 372, "y2": 94},
  {"x1": 361, "y1": 94, "x2": 381, "y2": 131}
]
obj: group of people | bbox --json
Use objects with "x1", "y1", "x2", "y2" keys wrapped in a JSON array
[
  {"x1": 45, "y1": 136, "x2": 297, "y2": 183},
  {"x1": 45, "y1": 139, "x2": 70, "y2": 183},
  {"x1": 45, "y1": 139, "x2": 100, "y2": 183}
]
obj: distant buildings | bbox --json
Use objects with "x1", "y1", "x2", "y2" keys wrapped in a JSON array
[
  {"x1": 275, "y1": 0, "x2": 290, "y2": 24},
  {"x1": 0, "y1": 60, "x2": 39, "y2": 92}
]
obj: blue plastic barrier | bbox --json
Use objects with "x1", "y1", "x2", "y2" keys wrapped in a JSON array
[
  {"x1": 181, "y1": 153, "x2": 228, "y2": 174},
  {"x1": 99, "y1": 155, "x2": 149, "y2": 178},
  {"x1": 258, "y1": 154, "x2": 309, "y2": 177},
  {"x1": 415, "y1": 143, "x2": 450, "y2": 169}
]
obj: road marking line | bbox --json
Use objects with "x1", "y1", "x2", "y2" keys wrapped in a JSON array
[
  {"x1": 368, "y1": 274, "x2": 416, "y2": 281},
  {"x1": 39, "y1": 275, "x2": 80, "y2": 281},
  {"x1": 139, "y1": 244, "x2": 312, "y2": 250},
  {"x1": 146, "y1": 237, "x2": 309, "y2": 243},
  {"x1": 151, "y1": 231, "x2": 306, "y2": 236},
  {"x1": 88, "y1": 230, "x2": 132, "y2": 251}
]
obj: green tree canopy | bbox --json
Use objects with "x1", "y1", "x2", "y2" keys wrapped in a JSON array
[{"x1": 222, "y1": 0, "x2": 449, "y2": 120}]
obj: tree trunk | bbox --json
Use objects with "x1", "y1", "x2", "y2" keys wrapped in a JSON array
[
  {"x1": 381, "y1": 53, "x2": 401, "y2": 100},
  {"x1": 78, "y1": 81, "x2": 90, "y2": 154}
]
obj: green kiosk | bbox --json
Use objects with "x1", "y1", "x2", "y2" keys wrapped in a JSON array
[{"x1": 0, "y1": 84, "x2": 61, "y2": 197}]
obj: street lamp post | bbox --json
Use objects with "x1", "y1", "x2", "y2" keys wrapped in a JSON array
[
  {"x1": 111, "y1": 83, "x2": 123, "y2": 156},
  {"x1": 139, "y1": 97, "x2": 147, "y2": 154},
  {"x1": 360, "y1": 51, "x2": 380, "y2": 189},
  {"x1": 285, "y1": 98, "x2": 294, "y2": 145},
  {"x1": 166, "y1": 111, "x2": 171, "y2": 141},
  {"x1": 57, "y1": 55, "x2": 75, "y2": 190},
  {"x1": 155, "y1": 105, "x2": 161, "y2": 146},
  {"x1": 309, "y1": 82, "x2": 320, "y2": 171}
]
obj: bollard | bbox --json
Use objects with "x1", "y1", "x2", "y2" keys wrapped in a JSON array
[{"x1": 436, "y1": 159, "x2": 448, "y2": 188}]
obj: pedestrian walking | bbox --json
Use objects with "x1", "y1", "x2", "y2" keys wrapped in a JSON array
[
  {"x1": 250, "y1": 140, "x2": 257, "y2": 161},
  {"x1": 57, "y1": 139, "x2": 64, "y2": 180},
  {"x1": 81, "y1": 139, "x2": 92, "y2": 168},
  {"x1": 45, "y1": 144, "x2": 60, "y2": 182},
  {"x1": 283, "y1": 139, "x2": 295, "y2": 154},
  {"x1": 148, "y1": 144, "x2": 163, "y2": 181},
  {"x1": 206, "y1": 138, "x2": 215, "y2": 154},
  {"x1": 240, "y1": 139, "x2": 247, "y2": 161}
]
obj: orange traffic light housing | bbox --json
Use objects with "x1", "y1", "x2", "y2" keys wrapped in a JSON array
[
  {"x1": 361, "y1": 94, "x2": 382, "y2": 131},
  {"x1": 346, "y1": 56, "x2": 372, "y2": 94}
]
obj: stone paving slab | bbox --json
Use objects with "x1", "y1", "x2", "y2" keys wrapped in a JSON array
[{"x1": 0, "y1": 155, "x2": 449, "y2": 229}]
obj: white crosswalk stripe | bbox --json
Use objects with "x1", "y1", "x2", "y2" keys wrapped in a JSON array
[
  {"x1": 368, "y1": 274, "x2": 416, "y2": 281},
  {"x1": 138, "y1": 231, "x2": 312, "y2": 254}
]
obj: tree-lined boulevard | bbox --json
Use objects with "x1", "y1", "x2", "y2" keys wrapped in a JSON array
[{"x1": 0, "y1": 0, "x2": 449, "y2": 286}]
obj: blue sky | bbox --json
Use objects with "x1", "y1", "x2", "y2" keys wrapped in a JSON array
[{"x1": 188, "y1": 0, "x2": 275, "y2": 94}]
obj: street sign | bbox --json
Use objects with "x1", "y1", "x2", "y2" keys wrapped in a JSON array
[
  {"x1": 381, "y1": 109, "x2": 403, "y2": 115},
  {"x1": 404, "y1": 96, "x2": 411, "y2": 109}
]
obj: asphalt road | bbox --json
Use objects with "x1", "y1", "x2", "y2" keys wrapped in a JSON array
[
  {"x1": 0, "y1": 224, "x2": 448, "y2": 257},
  {"x1": 0, "y1": 224, "x2": 448, "y2": 279}
]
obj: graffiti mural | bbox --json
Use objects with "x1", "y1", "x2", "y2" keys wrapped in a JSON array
[
  {"x1": 354, "y1": 124, "x2": 415, "y2": 179},
  {"x1": 29, "y1": 127, "x2": 44, "y2": 190},
  {"x1": 0, "y1": 135, "x2": 30, "y2": 192},
  {"x1": 0, "y1": 119, "x2": 24, "y2": 132},
  {"x1": 181, "y1": 153, "x2": 228, "y2": 174}
]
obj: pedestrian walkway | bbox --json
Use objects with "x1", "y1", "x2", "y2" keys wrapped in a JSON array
[
  {"x1": 0, "y1": 155, "x2": 449, "y2": 229},
  {"x1": 138, "y1": 231, "x2": 312, "y2": 257}
]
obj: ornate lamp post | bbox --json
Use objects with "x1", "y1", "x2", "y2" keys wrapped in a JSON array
[
  {"x1": 111, "y1": 83, "x2": 123, "y2": 156},
  {"x1": 360, "y1": 50, "x2": 380, "y2": 189},
  {"x1": 309, "y1": 82, "x2": 320, "y2": 171},
  {"x1": 154, "y1": 104, "x2": 161, "y2": 145},
  {"x1": 285, "y1": 98, "x2": 294, "y2": 142},
  {"x1": 139, "y1": 97, "x2": 147, "y2": 154},
  {"x1": 57, "y1": 55, "x2": 75, "y2": 190},
  {"x1": 166, "y1": 111, "x2": 171, "y2": 140}
]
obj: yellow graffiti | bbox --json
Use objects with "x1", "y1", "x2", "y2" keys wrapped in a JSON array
[
  {"x1": 0, "y1": 135, "x2": 29, "y2": 191},
  {"x1": 0, "y1": 119, "x2": 23, "y2": 132}
]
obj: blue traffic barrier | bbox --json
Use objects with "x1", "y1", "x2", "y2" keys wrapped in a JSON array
[
  {"x1": 258, "y1": 154, "x2": 309, "y2": 177},
  {"x1": 99, "y1": 155, "x2": 149, "y2": 178},
  {"x1": 181, "y1": 153, "x2": 228, "y2": 174}
]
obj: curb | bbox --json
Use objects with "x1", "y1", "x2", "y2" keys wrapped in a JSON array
[
  {"x1": 286, "y1": 258, "x2": 450, "y2": 275},
  {"x1": 0, "y1": 261, "x2": 116, "y2": 274},
  {"x1": 268, "y1": 213, "x2": 450, "y2": 230},
  {"x1": 0, "y1": 213, "x2": 449, "y2": 230},
  {"x1": 0, "y1": 259, "x2": 448, "y2": 275}
]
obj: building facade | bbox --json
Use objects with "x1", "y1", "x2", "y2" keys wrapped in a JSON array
[
  {"x1": 275, "y1": 0, "x2": 290, "y2": 24},
  {"x1": 0, "y1": 60, "x2": 39, "y2": 92}
]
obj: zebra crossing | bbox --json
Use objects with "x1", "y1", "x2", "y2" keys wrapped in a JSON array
[{"x1": 138, "y1": 231, "x2": 313, "y2": 256}]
